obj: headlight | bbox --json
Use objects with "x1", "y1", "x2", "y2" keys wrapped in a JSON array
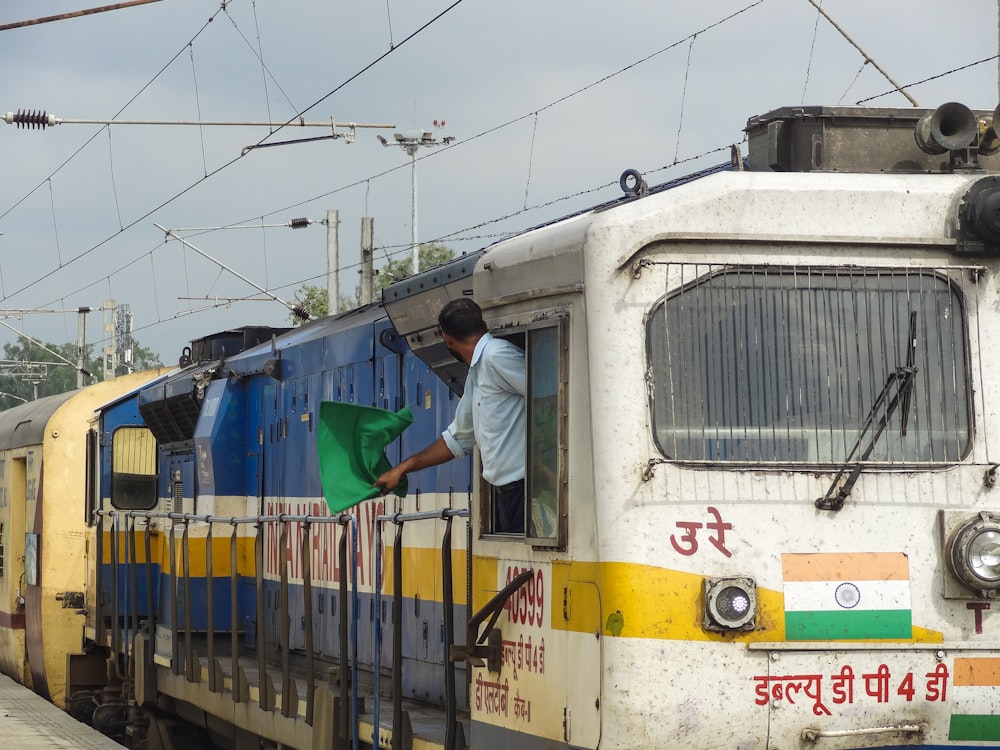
[
  {"x1": 948, "y1": 512, "x2": 1000, "y2": 596},
  {"x1": 703, "y1": 576, "x2": 756, "y2": 631}
]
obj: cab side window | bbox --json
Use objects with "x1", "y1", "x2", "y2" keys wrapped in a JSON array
[
  {"x1": 111, "y1": 426, "x2": 158, "y2": 510},
  {"x1": 526, "y1": 325, "x2": 562, "y2": 545},
  {"x1": 490, "y1": 318, "x2": 566, "y2": 547}
]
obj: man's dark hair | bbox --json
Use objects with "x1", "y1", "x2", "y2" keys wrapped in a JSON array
[{"x1": 439, "y1": 298, "x2": 488, "y2": 339}]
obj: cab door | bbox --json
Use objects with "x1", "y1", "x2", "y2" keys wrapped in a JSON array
[{"x1": 469, "y1": 314, "x2": 602, "y2": 749}]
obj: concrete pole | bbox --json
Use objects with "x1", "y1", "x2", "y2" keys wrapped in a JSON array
[
  {"x1": 76, "y1": 306, "x2": 90, "y2": 388},
  {"x1": 326, "y1": 209, "x2": 339, "y2": 315},
  {"x1": 360, "y1": 217, "x2": 374, "y2": 305}
]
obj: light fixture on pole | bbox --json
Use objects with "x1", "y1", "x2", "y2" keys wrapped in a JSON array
[{"x1": 377, "y1": 123, "x2": 454, "y2": 275}]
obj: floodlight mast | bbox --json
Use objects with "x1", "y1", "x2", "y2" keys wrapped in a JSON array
[{"x1": 377, "y1": 126, "x2": 455, "y2": 274}]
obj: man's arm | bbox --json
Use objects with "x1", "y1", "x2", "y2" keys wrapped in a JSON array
[{"x1": 373, "y1": 436, "x2": 456, "y2": 495}]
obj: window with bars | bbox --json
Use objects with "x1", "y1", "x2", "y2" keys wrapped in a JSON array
[
  {"x1": 647, "y1": 266, "x2": 972, "y2": 465},
  {"x1": 111, "y1": 426, "x2": 158, "y2": 509}
]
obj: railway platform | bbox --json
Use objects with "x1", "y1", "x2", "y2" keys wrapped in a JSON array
[{"x1": 0, "y1": 671, "x2": 124, "y2": 749}]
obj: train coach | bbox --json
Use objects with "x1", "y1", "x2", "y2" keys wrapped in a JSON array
[
  {"x1": 0, "y1": 368, "x2": 167, "y2": 711},
  {"x1": 30, "y1": 99, "x2": 1000, "y2": 750}
]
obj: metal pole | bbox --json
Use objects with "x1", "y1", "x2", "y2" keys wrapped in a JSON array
[
  {"x1": 76, "y1": 307, "x2": 90, "y2": 388},
  {"x1": 326, "y1": 210, "x2": 339, "y2": 315},
  {"x1": 410, "y1": 149, "x2": 419, "y2": 274},
  {"x1": 0, "y1": 0, "x2": 166, "y2": 31}
]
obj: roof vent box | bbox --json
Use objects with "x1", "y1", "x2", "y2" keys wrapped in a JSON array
[{"x1": 745, "y1": 105, "x2": 998, "y2": 174}]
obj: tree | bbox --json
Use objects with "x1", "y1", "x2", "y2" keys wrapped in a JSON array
[
  {"x1": 289, "y1": 243, "x2": 457, "y2": 325},
  {"x1": 129, "y1": 341, "x2": 163, "y2": 373},
  {"x1": 374, "y1": 243, "x2": 456, "y2": 291},
  {"x1": 290, "y1": 284, "x2": 329, "y2": 323},
  {"x1": 0, "y1": 336, "x2": 163, "y2": 408}
]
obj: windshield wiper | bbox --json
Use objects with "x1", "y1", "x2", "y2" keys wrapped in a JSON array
[{"x1": 816, "y1": 312, "x2": 917, "y2": 512}]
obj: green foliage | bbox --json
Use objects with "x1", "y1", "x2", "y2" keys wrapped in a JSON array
[
  {"x1": 289, "y1": 243, "x2": 457, "y2": 324},
  {"x1": 130, "y1": 341, "x2": 163, "y2": 372},
  {"x1": 0, "y1": 336, "x2": 163, "y2": 408},
  {"x1": 374, "y1": 243, "x2": 456, "y2": 291},
  {"x1": 290, "y1": 284, "x2": 329, "y2": 325}
]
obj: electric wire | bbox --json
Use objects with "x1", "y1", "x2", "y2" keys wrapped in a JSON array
[
  {"x1": 47, "y1": 179, "x2": 62, "y2": 266},
  {"x1": 0, "y1": 8, "x2": 223, "y2": 223},
  {"x1": 838, "y1": 60, "x2": 869, "y2": 105},
  {"x1": 384, "y1": 0, "x2": 395, "y2": 49},
  {"x1": 0, "y1": 0, "x2": 467, "y2": 309},
  {"x1": 9, "y1": 0, "x2": 987, "y2": 348},
  {"x1": 149, "y1": 251, "x2": 161, "y2": 322},
  {"x1": 224, "y1": 2, "x2": 300, "y2": 118},
  {"x1": 250, "y1": 1, "x2": 273, "y2": 127},
  {"x1": 523, "y1": 112, "x2": 539, "y2": 210},
  {"x1": 189, "y1": 43, "x2": 209, "y2": 176},
  {"x1": 107, "y1": 128, "x2": 124, "y2": 230},
  {"x1": 673, "y1": 34, "x2": 697, "y2": 165},
  {"x1": 35, "y1": 4, "x2": 760, "y2": 334},
  {"x1": 801, "y1": 0, "x2": 823, "y2": 104},
  {"x1": 855, "y1": 54, "x2": 1000, "y2": 104},
  {"x1": 220, "y1": 3, "x2": 765, "y2": 233}
]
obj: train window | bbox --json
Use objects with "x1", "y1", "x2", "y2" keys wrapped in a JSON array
[
  {"x1": 648, "y1": 266, "x2": 971, "y2": 465},
  {"x1": 488, "y1": 318, "x2": 566, "y2": 546},
  {"x1": 526, "y1": 323, "x2": 564, "y2": 545},
  {"x1": 110, "y1": 426, "x2": 158, "y2": 509}
]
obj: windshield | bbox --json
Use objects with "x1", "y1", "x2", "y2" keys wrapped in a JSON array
[{"x1": 647, "y1": 266, "x2": 971, "y2": 465}]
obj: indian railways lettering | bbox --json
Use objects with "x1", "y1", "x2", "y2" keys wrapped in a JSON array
[{"x1": 263, "y1": 499, "x2": 384, "y2": 587}]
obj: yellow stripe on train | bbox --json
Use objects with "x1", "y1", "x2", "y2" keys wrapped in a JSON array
[
  {"x1": 100, "y1": 530, "x2": 255, "y2": 576},
  {"x1": 475, "y1": 557, "x2": 943, "y2": 643}
]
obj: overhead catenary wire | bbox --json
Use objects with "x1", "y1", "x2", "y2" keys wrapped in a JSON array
[
  {"x1": 0, "y1": 1, "x2": 464, "y2": 309},
  {"x1": 47, "y1": 179, "x2": 62, "y2": 266},
  {"x1": 0, "y1": 318, "x2": 92, "y2": 379},
  {"x1": 217, "y1": 4, "x2": 767, "y2": 242},
  {"x1": 32, "y1": 3, "x2": 771, "y2": 334},
  {"x1": 5, "y1": 0, "x2": 990, "y2": 347},
  {"x1": 855, "y1": 54, "x2": 1000, "y2": 105},
  {"x1": 107, "y1": 128, "x2": 124, "y2": 230},
  {"x1": 0, "y1": 0, "x2": 874, "y2": 324},
  {"x1": 189, "y1": 44, "x2": 209, "y2": 177},
  {"x1": 0, "y1": 7, "x2": 224, "y2": 224}
]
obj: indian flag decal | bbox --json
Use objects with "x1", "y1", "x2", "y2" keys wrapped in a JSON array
[
  {"x1": 949, "y1": 657, "x2": 1000, "y2": 741},
  {"x1": 782, "y1": 552, "x2": 912, "y2": 641}
]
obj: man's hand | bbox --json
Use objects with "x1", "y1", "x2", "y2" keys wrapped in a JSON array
[
  {"x1": 372, "y1": 437, "x2": 454, "y2": 496},
  {"x1": 373, "y1": 465, "x2": 406, "y2": 495}
]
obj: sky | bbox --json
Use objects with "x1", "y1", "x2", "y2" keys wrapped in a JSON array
[{"x1": 0, "y1": 0, "x2": 998, "y2": 370}]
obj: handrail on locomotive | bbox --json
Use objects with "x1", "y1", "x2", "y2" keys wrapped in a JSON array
[{"x1": 92, "y1": 505, "x2": 485, "y2": 750}]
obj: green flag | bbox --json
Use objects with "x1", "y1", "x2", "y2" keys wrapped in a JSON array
[{"x1": 317, "y1": 401, "x2": 413, "y2": 513}]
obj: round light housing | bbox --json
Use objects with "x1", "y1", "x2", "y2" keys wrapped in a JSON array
[
  {"x1": 948, "y1": 513, "x2": 1000, "y2": 596},
  {"x1": 703, "y1": 576, "x2": 756, "y2": 631}
]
